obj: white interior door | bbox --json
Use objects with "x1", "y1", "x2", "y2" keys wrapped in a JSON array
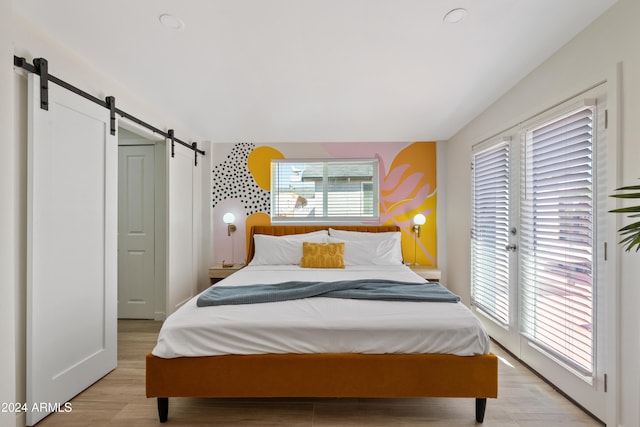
[
  {"x1": 26, "y1": 73, "x2": 117, "y2": 425},
  {"x1": 118, "y1": 145, "x2": 156, "y2": 319}
]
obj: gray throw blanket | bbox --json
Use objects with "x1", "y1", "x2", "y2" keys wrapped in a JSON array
[{"x1": 197, "y1": 279, "x2": 460, "y2": 307}]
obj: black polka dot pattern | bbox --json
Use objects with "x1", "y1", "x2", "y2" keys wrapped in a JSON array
[{"x1": 212, "y1": 142, "x2": 271, "y2": 215}]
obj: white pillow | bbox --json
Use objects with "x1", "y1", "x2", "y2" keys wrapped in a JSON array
[
  {"x1": 249, "y1": 231, "x2": 328, "y2": 265},
  {"x1": 327, "y1": 231, "x2": 403, "y2": 265},
  {"x1": 329, "y1": 228, "x2": 399, "y2": 241}
]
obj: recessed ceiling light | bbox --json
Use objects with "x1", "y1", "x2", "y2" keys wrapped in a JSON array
[
  {"x1": 159, "y1": 13, "x2": 185, "y2": 30},
  {"x1": 443, "y1": 8, "x2": 468, "y2": 24}
]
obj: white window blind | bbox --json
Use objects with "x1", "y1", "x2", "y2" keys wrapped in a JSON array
[
  {"x1": 520, "y1": 106, "x2": 594, "y2": 376},
  {"x1": 271, "y1": 159, "x2": 379, "y2": 222},
  {"x1": 471, "y1": 141, "x2": 511, "y2": 326}
]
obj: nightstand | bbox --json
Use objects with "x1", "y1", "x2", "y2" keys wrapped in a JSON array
[
  {"x1": 208, "y1": 264, "x2": 244, "y2": 285},
  {"x1": 408, "y1": 265, "x2": 441, "y2": 282}
]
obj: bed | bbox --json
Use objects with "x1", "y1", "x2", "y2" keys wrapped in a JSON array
[{"x1": 146, "y1": 225, "x2": 498, "y2": 423}]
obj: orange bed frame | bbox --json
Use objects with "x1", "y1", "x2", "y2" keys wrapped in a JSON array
[{"x1": 146, "y1": 226, "x2": 498, "y2": 422}]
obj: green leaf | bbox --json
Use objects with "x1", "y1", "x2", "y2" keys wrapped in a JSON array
[
  {"x1": 610, "y1": 193, "x2": 640, "y2": 199},
  {"x1": 618, "y1": 221, "x2": 640, "y2": 232},
  {"x1": 610, "y1": 206, "x2": 640, "y2": 213},
  {"x1": 621, "y1": 235, "x2": 640, "y2": 252},
  {"x1": 610, "y1": 179, "x2": 640, "y2": 252},
  {"x1": 614, "y1": 184, "x2": 640, "y2": 191},
  {"x1": 617, "y1": 231, "x2": 640, "y2": 251}
]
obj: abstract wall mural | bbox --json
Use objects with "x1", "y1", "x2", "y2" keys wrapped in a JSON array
[
  {"x1": 379, "y1": 142, "x2": 437, "y2": 266},
  {"x1": 212, "y1": 141, "x2": 437, "y2": 266},
  {"x1": 211, "y1": 142, "x2": 271, "y2": 215}
]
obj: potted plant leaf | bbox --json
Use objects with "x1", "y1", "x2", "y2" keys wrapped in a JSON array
[{"x1": 610, "y1": 181, "x2": 640, "y2": 252}]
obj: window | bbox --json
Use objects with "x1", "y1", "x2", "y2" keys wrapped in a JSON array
[
  {"x1": 520, "y1": 105, "x2": 595, "y2": 376},
  {"x1": 471, "y1": 140, "x2": 511, "y2": 327},
  {"x1": 271, "y1": 159, "x2": 379, "y2": 223}
]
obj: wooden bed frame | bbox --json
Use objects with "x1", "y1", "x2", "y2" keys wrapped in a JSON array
[{"x1": 146, "y1": 225, "x2": 498, "y2": 423}]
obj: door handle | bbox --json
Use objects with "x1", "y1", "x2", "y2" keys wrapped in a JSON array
[{"x1": 505, "y1": 243, "x2": 517, "y2": 252}]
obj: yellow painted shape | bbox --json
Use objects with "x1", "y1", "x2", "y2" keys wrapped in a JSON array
[
  {"x1": 382, "y1": 142, "x2": 437, "y2": 266},
  {"x1": 382, "y1": 141, "x2": 436, "y2": 202},
  {"x1": 395, "y1": 194, "x2": 437, "y2": 266},
  {"x1": 248, "y1": 146, "x2": 284, "y2": 190}
]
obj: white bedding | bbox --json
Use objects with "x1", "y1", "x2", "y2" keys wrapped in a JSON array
[{"x1": 152, "y1": 265, "x2": 490, "y2": 358}]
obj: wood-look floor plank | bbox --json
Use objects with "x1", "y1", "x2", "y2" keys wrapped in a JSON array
[{"x1": 35, "y1": 320, "x2": 603, "y2": 426}]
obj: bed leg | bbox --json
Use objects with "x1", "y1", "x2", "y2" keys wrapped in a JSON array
[
  {"x1": 475, "y1": 398, "x2": 487, "y2": 423},
  {"x1": 157, "y1": 397, "x2": 168, "y2": 423}
]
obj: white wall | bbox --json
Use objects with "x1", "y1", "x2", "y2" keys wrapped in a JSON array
[
  {"x1": 0, "y1": 0, "x2": 17, "y2": 426},
  {"x1": 445, "y1": 0, "x2": 640, "y2": 425}
]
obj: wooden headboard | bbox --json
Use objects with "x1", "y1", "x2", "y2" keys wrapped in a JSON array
[{"x1": 246, "y1": 225, "x2": 400, "y2": 264}]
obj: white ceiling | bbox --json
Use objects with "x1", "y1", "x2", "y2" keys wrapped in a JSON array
[{"x1": 15, "y1": 0, "x2": 616, "y2": 143}]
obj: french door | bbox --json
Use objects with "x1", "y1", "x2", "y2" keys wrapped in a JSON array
[
  {"x1": 471, "y1": 85, "x2": 608, "y2": 420},
  {"x1": 471, "y1": 136, "x2": 520, "y2": 351}
]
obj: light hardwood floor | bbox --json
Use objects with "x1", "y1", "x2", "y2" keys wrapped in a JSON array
[{"x1": 37, "y1": 320, "x2": 603, "y2": 427}]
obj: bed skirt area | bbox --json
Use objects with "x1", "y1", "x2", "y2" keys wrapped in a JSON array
[{"x1": 146, "y1": 352, "x2": 498, "y2": 422}]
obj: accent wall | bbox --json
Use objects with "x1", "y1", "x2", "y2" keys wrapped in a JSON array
[{"x1": 211, "y1": 142, "x2": 437, "y2": 267}]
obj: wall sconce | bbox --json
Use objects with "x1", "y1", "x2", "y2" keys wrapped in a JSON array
[
  {"x1": 412, "y1": 213, "x2": 427, "y2": 266},
  {"x1": 413, "y1": 213, "x2": 426, "y2": 238},
  {"x1": 223, "y1": 212, "x2": 236, "y2": 236}
]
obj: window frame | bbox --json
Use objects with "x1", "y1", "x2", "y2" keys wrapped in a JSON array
[
  {"x1": 270, "y1": 158, "x2": 380, "y2": 223},
  {"x1": 519, "y1": 100, "x2": 598, "y2": 378},
  {"x1": 470, "y1": 138, "x2": 512, "y2": 328}
]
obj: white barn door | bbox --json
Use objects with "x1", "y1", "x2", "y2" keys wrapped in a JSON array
[
  {"x1": 166, "y1": 143, "x2": 198, "y2": 315},
  {"x1": 26, "y1": 74, "x2": 117, "y2": 425}
]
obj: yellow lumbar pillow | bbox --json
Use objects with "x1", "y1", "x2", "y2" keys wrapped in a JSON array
[{"x1": 300, "y1": 242, "x2": 345, "y2": 268}]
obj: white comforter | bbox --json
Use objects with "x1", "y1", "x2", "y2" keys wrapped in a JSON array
[{"x1": 152, "y1": 265, "x2": 490, "y2": 358}]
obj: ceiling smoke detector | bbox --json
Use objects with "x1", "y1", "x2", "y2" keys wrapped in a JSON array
[
  {"x1": 159, "y1": 14, "x2": 185, "y2": 30},
  {"x1": 443, "y1": 8, "x2": 468, "y2": 24}
]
